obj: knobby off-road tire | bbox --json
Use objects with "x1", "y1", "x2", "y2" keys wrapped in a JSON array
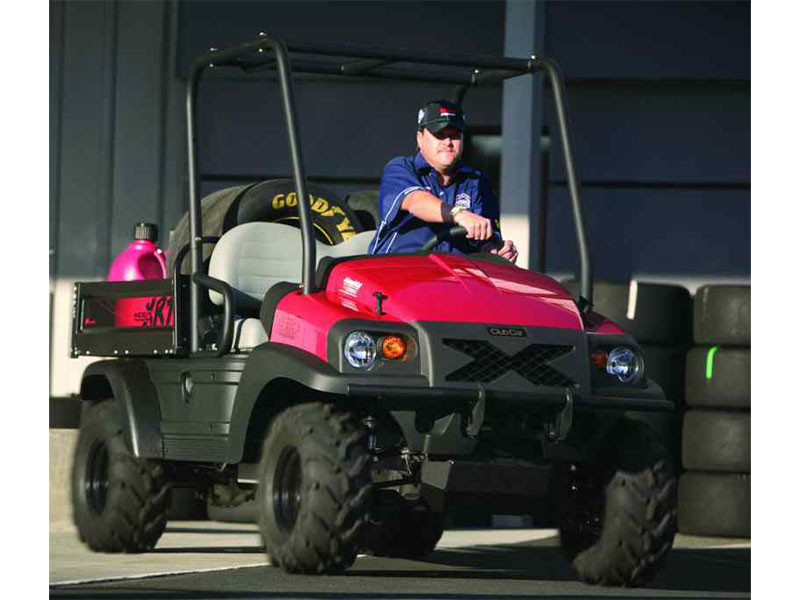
[
  {"x1": 257, "y1": 403, "x2": 372, "y2": 574},
  {"x1": 71, "y1": 401, "x2": 170, "y2": 552},
  {"x1": 362, "y1": 491, "x2": 445, "y2": 558},
  {"x1": 559, "y1": 419, "x2": 677, "y2": 587}
]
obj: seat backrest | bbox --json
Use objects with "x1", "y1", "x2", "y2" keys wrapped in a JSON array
[{"x1": 208, "y1": 222, "x2": 374, "y2": 306}]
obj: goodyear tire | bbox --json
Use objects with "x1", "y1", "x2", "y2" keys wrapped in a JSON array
[
  {"x1": 167, "y1": 180, "x2": 365, "y2": 274},
  {"x1": 345, "y1": 190, "x2": 380, "y2": 231},
  {"x1": 694, "y1": 285, "x2": 750, "y2": 346},
  {"x1": 559, "y1": 419, "x2": 677, "y2": 587},
  {"x1": 562, "y1": 280, "x2": 692, "y2": 345},
  {"x1": 257, "y1": 403, "x2": 372, "y2": 574},
  {"x1": 678, "y1": 472, "x2": 750, "y2": 537},
  {"x1": 682, "y1": 410, "x2": 750, "y2": 472},
  {"x1": 685, "y1": 347, "x2": 750, "y2": 409},
  {"x1": 71, "y1": 401, "x2": 170, "y2": 552},
  {"x1": 361, "y1": 491, "x2": 444, "y2": 558}
]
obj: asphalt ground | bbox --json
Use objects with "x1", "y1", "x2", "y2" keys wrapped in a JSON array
[{"x1": 50, "y1": 522, "x2": 750, "y2": 599}]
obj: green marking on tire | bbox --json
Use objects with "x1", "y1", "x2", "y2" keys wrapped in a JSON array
[{"x1": 705, "y1": 346, "x2": 720, "y2": 380}]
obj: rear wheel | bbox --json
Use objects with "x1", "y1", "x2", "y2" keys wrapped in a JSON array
[
  {"x1": 559, "y1": 419, "x2": 677, "y2": 586},
  {"x1": 71, "y1": 401, "x2": 170, "y2": 552},
  {"x1": 257, "y1": 403, "x2": 372, "y2": 574}
]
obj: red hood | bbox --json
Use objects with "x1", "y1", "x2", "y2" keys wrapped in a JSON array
[{"x1": 324, "y1": 253, "x2": 583, "y2": 330}]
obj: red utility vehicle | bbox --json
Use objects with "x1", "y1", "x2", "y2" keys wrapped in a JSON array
[{"x1": 70, "y1": 36, "x2": 677, "y2": 586}]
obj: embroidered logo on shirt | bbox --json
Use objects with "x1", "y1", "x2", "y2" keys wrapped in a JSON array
[{"x1": 455, "y1": 193, "x2": 472, "y2": 209}]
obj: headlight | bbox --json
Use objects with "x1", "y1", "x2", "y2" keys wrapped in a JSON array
[
  {"x1": 606, "y1": 346, "x2": 642, "y2": 383},
  {"x1": 344, "y1": 331, "x2": 377, "y2": 369}
]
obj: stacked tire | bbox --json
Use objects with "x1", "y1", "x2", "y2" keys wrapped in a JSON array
[
  {"x1": 563, "y1": 279, "x2": 692, "y2": 467},
  {"x1": 678, "y1": 285, "x2": 750, "y2": 538},
  {"x1": 167, "y1": 179, "x2": 367, "y2": 275}
]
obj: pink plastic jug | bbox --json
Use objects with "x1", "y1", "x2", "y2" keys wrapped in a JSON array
[
  {"x1": 107, "y1": 222, "x2": 167, "y2": 282},
  {"x1": 108, "y1": 223, "x2": 171, "y2": 328}
]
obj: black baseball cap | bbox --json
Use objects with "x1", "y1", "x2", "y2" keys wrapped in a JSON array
[{"x1": 417, "y1": 100, "x2": 466, "y2": 134}]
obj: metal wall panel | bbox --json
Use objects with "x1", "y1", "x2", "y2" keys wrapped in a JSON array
[
  {"x1": 176, "y1": 0, "x2": 505, "y2": 76},
  {"x1": 50, "y1": 1, "x2": 64, "y2": 279},
  {"x1": 544, "y1": 83, "x2": 750, "y2": 184},
  {"x1": 56, "y1": 0, "x2": 117, "y2": 278},
  {"x1": 544, "y1": 187, "x2": 750, "y2": 280},
  {"x1": 110, "y1": 0, "x2": 170, "y2": 257},
  {"x1": 52, "y1": 0, "x2": 186, "y2": 278},
  {"x1": 545, "y1": 0, "x2": 750, "y2": 80}
]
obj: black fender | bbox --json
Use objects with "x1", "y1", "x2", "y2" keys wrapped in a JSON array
[
  {"x1": 80, "y1": 360, "x2": 163, "y2": 458},
  {"x1": 225, "y1": 343, "x2": 350, "y2": 463}
]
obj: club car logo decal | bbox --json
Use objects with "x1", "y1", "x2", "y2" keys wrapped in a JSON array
[
  {"x1": 487, "y1": 326, "x2": 527, "y2": 338},
  {"x1": 340, "y1": 277, "x2": 363, "y2": 298},
  {"x1": 455, "y1": 193, "x2": 471, "y2": 209}
]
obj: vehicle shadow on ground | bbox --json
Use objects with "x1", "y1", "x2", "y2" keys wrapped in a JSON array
[
  {"x1": 164, "y1": 527, "x2": 259, "y2": 536},
  {"x1": 353, "y1": 543, "x2": 750, "y2": 593},
  {"x1": 149, "y1": 546, "x2": 265, "y2": 554}
]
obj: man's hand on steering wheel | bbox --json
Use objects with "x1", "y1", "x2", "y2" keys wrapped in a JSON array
[
  {"x1": 452, "y1": 211, "x2": 518, "y2": 264},
  {"x1": 452, "y1": 210, "x2": 493, "y2": 240},
  {"x1": 490, "y1": 240, "x2": 518, "y2": 264}
]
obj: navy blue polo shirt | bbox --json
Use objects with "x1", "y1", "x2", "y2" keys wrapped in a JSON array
[{"x1": 367, "y1": 152, "x2": 502, "y2": 255}]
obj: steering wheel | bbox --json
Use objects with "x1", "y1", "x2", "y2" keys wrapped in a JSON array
[{"x1": 420, "y1": 225, "x2": 504, "y2": 253}]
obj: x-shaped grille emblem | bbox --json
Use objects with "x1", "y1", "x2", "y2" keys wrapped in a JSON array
[{"x1": 443, "y1": 338, "x2": 575, "y2": 387}]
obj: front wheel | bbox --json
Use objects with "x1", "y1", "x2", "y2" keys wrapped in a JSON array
[
  {"x1": 257, "y1": 403, "x2": 372, "y2": 574},
  {"x1": 71, "y1": 401, "x2": 170, "y2": 552},
  {"x1": 558, "y1": 419, "x2": 677, "y2": 586}
]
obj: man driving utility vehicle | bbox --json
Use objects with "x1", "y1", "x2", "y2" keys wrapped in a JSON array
[{"x1": 368, "y1": 99, "x2": 518, "y2": 263}]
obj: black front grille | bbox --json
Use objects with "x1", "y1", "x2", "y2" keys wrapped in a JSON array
[{"x1": 443, "y1": 338, "x2": 576, "y2": 387}]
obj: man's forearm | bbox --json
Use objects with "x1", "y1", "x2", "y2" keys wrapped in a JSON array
[{"x1": 400, "y1": 190, "x2": 451, "y2": 223}]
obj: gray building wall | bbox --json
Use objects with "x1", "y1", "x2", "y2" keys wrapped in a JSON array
[{"x1": 50, "y1": 0, "x2": 186, "y2": 281}]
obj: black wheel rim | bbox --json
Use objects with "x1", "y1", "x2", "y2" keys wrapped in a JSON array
[
  {"x1": 273, "y1": 446, "x2": 302, "y2": 534},
  {"x1": 85, "y1": 440, "x2": 110, "y2": 514}
]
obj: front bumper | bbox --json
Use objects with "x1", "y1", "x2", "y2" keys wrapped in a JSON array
[{"x1": 347, "y1": 376, "x2": 670, "y2": 413}]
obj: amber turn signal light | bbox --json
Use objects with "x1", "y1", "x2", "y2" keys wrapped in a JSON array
[
  {"x1": 590, "y1": 349, "x2": 609, "y2": 370},
  {"x1": 381, "y1": 335, "x2": 407, "y2": 360}
]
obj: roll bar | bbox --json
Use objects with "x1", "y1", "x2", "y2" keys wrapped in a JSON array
[{"x1": 185, "y1": 35, "x2": 593, "y2": 353}]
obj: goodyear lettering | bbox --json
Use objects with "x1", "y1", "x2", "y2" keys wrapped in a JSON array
[
  {"x1": 270, "y1": 192, "x2": 356, "y2": 239},
  {"x1": 311, "y1": 197, "x2": 329, "y2": 213}
]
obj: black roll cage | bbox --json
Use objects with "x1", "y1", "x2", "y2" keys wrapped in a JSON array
[{"x1": 186, "y1": 35, "x2": 593, "y2": 355}]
